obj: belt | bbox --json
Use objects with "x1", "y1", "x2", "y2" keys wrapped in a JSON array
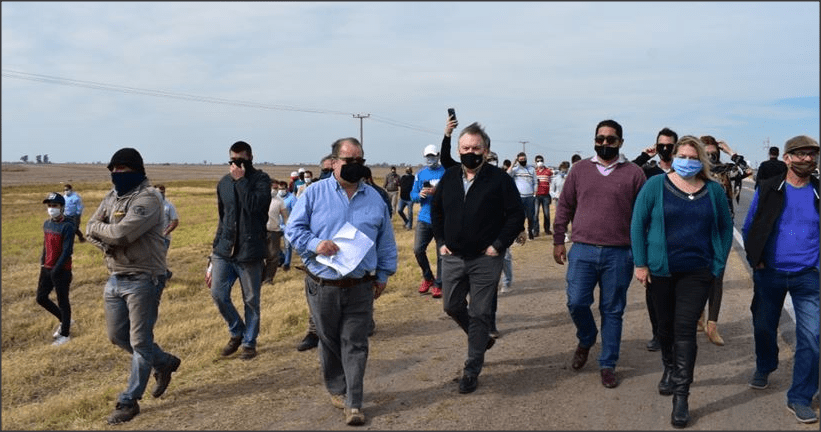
[{"x1": 296, "y1": 265, "x2": 376, "y2": 288}]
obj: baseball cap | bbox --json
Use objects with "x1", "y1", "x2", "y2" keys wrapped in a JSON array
[
  {"x1": 423, "y1": 144, "x2": 439, "y2": 156},
  {"x1": 43, "y1": 192, "x2": 65, "y2": 206},
  {"x1": 784, "y1": 135, "x2": 819, "y2": 155},
  {"x1": 290, "y1": 171, "x2": 298, "y2": 177},
  {"x1": 298, "y1": 167, "x2": 306, "y2": 173}
]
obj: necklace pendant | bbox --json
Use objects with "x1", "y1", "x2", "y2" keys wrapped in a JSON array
[{"x1": 688, "y1": 194, "x2": 694, "y2": 200}]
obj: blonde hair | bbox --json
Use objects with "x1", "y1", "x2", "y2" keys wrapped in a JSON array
[{"x1": 673, "y1": 135, "x2": 712, "y2": 181}]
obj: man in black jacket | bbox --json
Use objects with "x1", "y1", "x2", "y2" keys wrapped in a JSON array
[
  {"x1": 431, "y1": 122, "x2": 525, "y2": 394},
  {"x1": 755, "y1": 146, "x2": 788, "y2": 189},
  {"x1": 205, "y1": 141, "x2": 272, "y2": 360}
]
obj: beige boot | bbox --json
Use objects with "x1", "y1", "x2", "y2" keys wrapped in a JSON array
[
  {"x1": 696, "y1": 311, "x2": 705, "y2": 333},
  {"x1": 705, "y1": 320, "x2": 724, "y2": 346}
]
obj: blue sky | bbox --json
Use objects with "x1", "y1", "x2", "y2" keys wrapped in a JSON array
[{"x1": 2, "y1": 2, "x2": 819, "y2": 168}]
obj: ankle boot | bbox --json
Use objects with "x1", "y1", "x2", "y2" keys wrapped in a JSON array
[
  {"x1": 658, "y1": 341, "x2": 674, "y2": 396},
  {"x1": 671, "y1": 394, "x2": 690, "y2": 428},
  {"x1": 696, "y1": 311, "x2": 705, "y2": 333},
  {"x1": 705, "y1": 320, "x2": 724, "y2": 346}
]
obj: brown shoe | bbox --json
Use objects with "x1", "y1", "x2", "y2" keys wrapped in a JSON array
[
  {"x1": 705, "y1": 321, "x2": 725, "y2": 346},
  {"x1": 330, "y1": 393, "x2": 346, "y2": 409},
  {"x1": 238, "y1": 346, "x2": 257, "y2": 360},
  {"x1": 697, "y1": 311, "x2": 706, "y2": 333},
  {"x1": 344, "y1": 407, "x2": 365, "y2": 426},
  {"x1": 221, "y1": 336, "x2": 242, "y2": 356},
  {"x1": 571, "y1": 345, "x2": 590, "y2": 370},
  {"x1": 601, "y1": 368, "x2": 618, "y2": 388}
]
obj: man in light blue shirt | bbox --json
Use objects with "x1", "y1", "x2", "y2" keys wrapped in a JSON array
[
  {"x1": 62, "y1": 183, "x2": 85, "y2": 242},
  {"x1": 285, "y1": 137, "x2": 397, "y2": 426},
  {"x1": 507, "y1": 152, "x2": 538, "y2": 239}
]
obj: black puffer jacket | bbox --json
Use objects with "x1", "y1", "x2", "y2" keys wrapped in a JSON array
[{"x1": 212, "y1": 166, "x2": 272, "y2": 262}]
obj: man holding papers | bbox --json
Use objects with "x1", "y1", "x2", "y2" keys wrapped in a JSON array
[{"x1": 285, "y1": 137, "x2": 397, "y2": 426}]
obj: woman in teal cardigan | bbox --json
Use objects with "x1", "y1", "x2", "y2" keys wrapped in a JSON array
[{"x1": 630, "y1": 135, "x2": 733, "y2": 428}]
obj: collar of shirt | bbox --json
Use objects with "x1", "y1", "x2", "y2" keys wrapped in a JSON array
[{"x1": 591, "y1": 153, "x2": 626, "y2": 175}]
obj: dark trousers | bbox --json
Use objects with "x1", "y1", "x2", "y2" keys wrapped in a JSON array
[
  {"x1": 263, "y1": 231, "x2": 283, "y2": 283},
  {"x1": 534, "y1": 194, "x2": 551, "y2": 234},
  {"x1": 37, "y1": 267, "x2": 72, "y2": 337},
  {"x1": 650, "y1": 269, "x2": 713, "y2": 393},
  {"x1": 440, "y1": 253, "x2": 503, "y2": 376}
]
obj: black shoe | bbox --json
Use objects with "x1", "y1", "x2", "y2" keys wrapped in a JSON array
[
  {"x1": 238, "y1": 346, "x2": 257, "y2": 360},
  {"x1": 151, "y1": 355, "x2": 181, "y2": 398},
  {"x1": 282, "y1": 264, "x2": 290, "y2": 271},
  {"x1": 646, "y1": 337, "x2": 661, "y2": 352},
  {"x1": 166, "y1": 270, "x2": 173, "y2": 281},
  {"x1": 486, "y1": 336, "x2": 495, "y2": 350},
  {"x1": 528, "y1": 232, "x2": 534, "y2": 240},
  {"x1": 671, "y1": 394, "x2": 690, "y2": 428},
  {"x1": 221, "y1": 335, "x2": 243, "y2": 356},
  {"x1": 297, "y1": 333, "x2": 319, "y2": 351},
  {"x1": 458, "y1": 373, "x2": 478, "y2": 393},
  {"x1": 658, "y1": 367, "x2": 674, "y2": 396},
  {"x1": 107, "y1": 402, "x2": 140, "y2": 425}
]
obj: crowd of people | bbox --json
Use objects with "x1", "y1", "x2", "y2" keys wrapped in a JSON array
[{"x1": 32, "y1": 117, "x2": 819, "y2": 427}]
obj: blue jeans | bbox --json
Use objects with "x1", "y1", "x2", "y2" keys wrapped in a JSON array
[
  {"x1": 565, "y1": 243, "x2": 634, "y2": 369},
  {"x1": 520, "y1": 195, "x2": 536, "y2": 236},
  {"x1": 534, "y1": 194, "x2": 551, "y2": 234},
  {"x1": 441, "y1": 253, "x2": 503, "y2": 376},
  {"x1": 209, "y1": 255, "x2": 263, "y2": 348},
  {"x1": 104, "y1": 272, "x2": 175, "y2": 405},
  {"x1": 501, "y1": 248, "x2": 512, "y2": 287},
  {"x1": 306, "y1": 276, "x2": 373, "y2": 409},
  {"x1": 414, "y1": 221, "x2": 442, "y2": 285},
  {"x1": 397, "y1": 199, "x2": 414, "y2": 228},
  {"x1": 751, "y1": 267, "x2": 820, "y2": 406},
  {"x1": 282, "y1": 237, "x2": 293, "y2": 267}
]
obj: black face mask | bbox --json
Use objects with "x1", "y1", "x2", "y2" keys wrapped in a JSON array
[
  {"x1": 460, "y1": 152, "x2": 484, "y2": 169},
  {"x1": 111, "y1": 172, "x2": 146, "y2": 196},
  {"x1": 594, "y1": 145, "x2": 619, "y2": 161},
  {"x1": 518, "y1": 159, "x2": 527, "y2": 166},
  {"x1": 340, "y1": 163, "x2": 367, "y2": 183},
  {"x1": 656, "y1": 145, "x2": 674, "y2": 162}
]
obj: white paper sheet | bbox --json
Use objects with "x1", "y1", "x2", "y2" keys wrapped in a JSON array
[{"x1": 315, "y1": 222, "x2": 375, "y2": 277}]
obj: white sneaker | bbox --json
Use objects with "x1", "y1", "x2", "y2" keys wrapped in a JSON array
[
  {"x1": 53, "y1": 319, "x2": 76, "y2": 338},
  {"x1": 500, "y1": 284, "x2": 511, "y2": 294},
  {"x1": 52, "y1": 335, "x2": 71, "y2": 346}
]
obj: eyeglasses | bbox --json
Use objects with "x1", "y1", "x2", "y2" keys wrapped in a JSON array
[
  {"x1": 594, "y1": 135, "x2": 621, "y2": 146},
  {"x1": 790, "y1": 150, "x2": 819, "y2": 160},
  {"x1": 337, "y1": 157, "x2": 366, "y2": 164}
]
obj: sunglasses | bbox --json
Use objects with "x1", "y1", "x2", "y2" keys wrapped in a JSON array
[
  {"x1": 229, "y1": 158, "x2": 248, "y2": 167},
  {"x1": 337, "y1": 157, "x2": 366, "y2": 164},
  {"x1": 595, "y1": 135, "x2": 621, "y2": 146},
  {"x1": 790, "y1": 150, "x2": 819, "y2": 159}
]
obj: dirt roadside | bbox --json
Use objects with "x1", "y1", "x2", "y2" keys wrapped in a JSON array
[{"x1": 133, "y1": 238, "x2": 812, "y2": 431}]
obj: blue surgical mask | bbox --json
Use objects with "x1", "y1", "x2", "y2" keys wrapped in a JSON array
[
  {"x1": 671, "y1": 158, "x2": 703, "y2": 178},
  {"x1": 425, "y1": 155, "x2": 439, "y2": 168}
]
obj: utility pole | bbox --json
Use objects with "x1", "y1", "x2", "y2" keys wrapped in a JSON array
[
  {"x1": 518, "y1": 140, "x2": 529, "y2": 153},
  {"x1": 353, "y1": 114, "x2": 370, "y2": 145}
]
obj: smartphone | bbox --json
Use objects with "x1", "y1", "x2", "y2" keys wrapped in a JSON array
[
  {"x1": 447, "y1": 108, "x2": 457, "y2": 123},
  {"x1": 423, "y1": 180, "x2": 432, "y2": 188}
]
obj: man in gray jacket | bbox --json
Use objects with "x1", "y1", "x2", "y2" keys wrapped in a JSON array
[
  {"x1": 86, "y1": 147, "x2": 181, "y2": 425},
  {"x1": 205, "y1": 141, "x2": 272, "y2": 361}
]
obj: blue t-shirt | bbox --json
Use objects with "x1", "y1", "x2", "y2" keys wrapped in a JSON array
[
  {"x1": 763, "y1": 182, "x2": 820, "y2": 271},
  {"x1": 663, "y1": 176, "x2": 713, "y2": 273},
  {"x1": 410, "y1": 165, "x2": 446, "y2": 224}
]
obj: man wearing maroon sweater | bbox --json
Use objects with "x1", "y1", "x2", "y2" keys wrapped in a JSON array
[{"x1": 552, "y1": 119, "x2": 646, "y2": 389}]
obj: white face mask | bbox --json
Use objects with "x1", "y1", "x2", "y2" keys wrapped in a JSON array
[
  {"x1": 48, "y1": 207, "x2": 62, "y2": 218},
  {"x1": 278, "y1": 189, "x2": 287, "y2": 197},
  {"x1": 536, "y1": 161, "x2": 544, "y2": 168},
  {"x1": 304, "y1": 177, "x2": 312, "y2": 184}
]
